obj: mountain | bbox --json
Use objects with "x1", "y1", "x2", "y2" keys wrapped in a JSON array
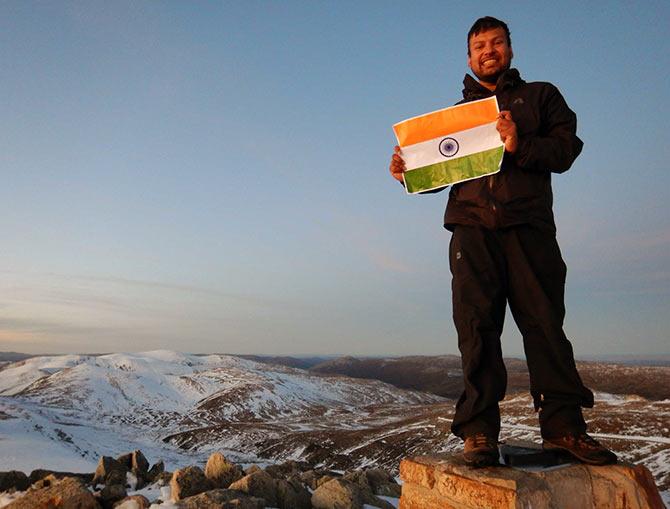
[
  {"x1": 310, "y1": 355, "x2": 670, "y2": 400},
  {"x1": 0, "y1": 350, "x2": 668, "y2": 499}
]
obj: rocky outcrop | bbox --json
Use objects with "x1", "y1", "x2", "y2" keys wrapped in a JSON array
[
  {"x1": 204, "y1": 451, "x2": 244, "y2": 488},
  {"x1": 170, "y1": 465, "x2": 212, "y2": 500},
  {"x1": 3, "y1": 474, "x2": 100, "y2": 509},
  {"x1": 228, "y1": 469, "x2": 278, "y2": 506},
  {"x1": 399, "y1": 454, "x2": 665, "y2": 509}
]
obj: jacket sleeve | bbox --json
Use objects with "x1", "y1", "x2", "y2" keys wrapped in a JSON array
[{"x1": 513, "y1": 84, "x2": 583, "y2": 174}]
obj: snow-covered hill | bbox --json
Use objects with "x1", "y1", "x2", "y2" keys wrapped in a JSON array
[{"x1": 0, "y1": 351, "x2": 442, "y2": 472}]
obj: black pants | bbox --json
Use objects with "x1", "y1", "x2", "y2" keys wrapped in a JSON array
[{"x1": 449, "y1": 225, "x2": 594, "y2": 439}]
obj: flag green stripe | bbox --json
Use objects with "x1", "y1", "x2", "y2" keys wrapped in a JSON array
[{"x1": 404, "y1": 146, "x2": 504, "y2": 194}]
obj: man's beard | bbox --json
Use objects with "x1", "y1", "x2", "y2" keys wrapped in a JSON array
[{"x1": 473, "y1": 65, "x2": 509, "y2": 86}]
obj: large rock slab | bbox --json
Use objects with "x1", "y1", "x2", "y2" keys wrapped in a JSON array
[
  {"x1": 3, "y1": 475, "x2": 100, "y2": 509},
  {"x1": 399, "y1": 454, "x2": 665, "y2": 509}
]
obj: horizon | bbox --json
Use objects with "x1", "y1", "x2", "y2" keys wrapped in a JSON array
[{"x1": 1, "y1": 1, "x2": 669, "y2": 357}]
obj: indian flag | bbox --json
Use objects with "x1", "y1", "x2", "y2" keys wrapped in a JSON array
[{"x1": 393, "y1": 96, "x2": 504, "y2": 194}]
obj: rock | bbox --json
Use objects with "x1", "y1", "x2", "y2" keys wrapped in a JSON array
[
  {"x1": 113, "y1": 495, "x2": 151, "y2": 508},
  {"x1": 276, "y1": 478, "x2": 312, "y2": 509},
  {"x1": 105, "y1": 469, "x2": 127, "y2": 488},
  {"x1": 92, "y1": 457, "x2": 127, "y2": 486},
  {"x1": 228, "y1": 470, "x2": 278, "y2": 507},
  {"x1": 170, "y1": 465, "x2": 212, "y2": 501},
  {"x1": 28, "y1": 469, "x2": 94, "y2": 485},
  {"x1": 0, "y1": 471, "x2": 29, "y2": 492},
  {"x1": 264, "y1": 460, "x2": 311, "y2": 479},
  {"x1": 146, "y1": 460, "x2": 164, "y2": 482},
  {"x1": 3, "y1": 475, "x2": 100, "y2": 509},
  {"x1": 244, "y1": 465, "x2": 262, "y2": 475},
  {"x1": 341, "y1": 470, "x2": 396, "y2": 509},
  {"x1": 315, "y1": 474, "x2": 337, "y2": 489},
  {"x1": 100, "y1": 483, "x2": 127, "y2": 507},
  {"x1": 364, "y1": 468, "x2": 402, "y2": 498},
  {"x1": 399, "y1": 454, "x2": 666, "y2": 509},
  {"x1": 311, "y1": 478, "x2": 366, "y2": 509},
  {"x1": 130, "y1": 450, "x2": 149, "y2": 479},
  {"x1": 116, "y1": 453, "x2": 133, "y2": 471},
  {"x1": 154, "y1": 471, "x2": 172, "y2": 486},
  {"x1": 204, "y1": 452, "x2": 244, "y2": 488},
  {"x1": 175, "y1": 489, "x2": 265, "y2": 508}
]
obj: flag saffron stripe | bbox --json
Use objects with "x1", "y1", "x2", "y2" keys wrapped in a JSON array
[
  {"x1": 400, "y1": 121, "x2": 501, "y2": 171},
  {"x1": 393, "y1": 97, "x2": 500, "y2": 147},
  {"x1": 403, "y1": 146, "x2": 504, "y2": 194}
]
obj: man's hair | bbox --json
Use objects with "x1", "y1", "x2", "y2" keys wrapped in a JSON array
[{"x1": 467, "y1": 16, "x2": 511, "y2": 55}]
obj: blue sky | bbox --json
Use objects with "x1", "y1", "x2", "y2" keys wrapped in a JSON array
[{"x1": 1, "y1": 1, "x2": 668, "y2": 357}]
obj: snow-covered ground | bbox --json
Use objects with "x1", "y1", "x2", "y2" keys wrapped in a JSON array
[{"x1": 0, "y1": 351, "x2": 668, "y2": 505}]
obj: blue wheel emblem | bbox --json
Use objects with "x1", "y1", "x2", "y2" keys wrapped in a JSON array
[{"x1": 439, "y1": 137, "x2": 459, "y2": 158}]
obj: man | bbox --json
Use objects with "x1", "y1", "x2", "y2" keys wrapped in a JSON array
[{"x1": 389, "y1": 17, "x2": 617, "y2": 467}]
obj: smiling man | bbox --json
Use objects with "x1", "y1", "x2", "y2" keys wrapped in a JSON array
[{"x1": 389, "y1": 17, "x2": 617, "y2": 467}]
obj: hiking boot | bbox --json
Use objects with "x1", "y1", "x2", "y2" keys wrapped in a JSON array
[
  {"x1": 463, "y1": 433, "x2": 500, "y2": 467},
  {"x1": 543, "y1": 432, "x2": 617, "y2": 465}
]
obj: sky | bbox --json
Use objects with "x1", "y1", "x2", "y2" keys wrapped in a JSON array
[{"x1": 1, "y1": 1, "x2": 669, "y2": 358}]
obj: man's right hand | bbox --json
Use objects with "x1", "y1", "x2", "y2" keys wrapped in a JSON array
[{"x1": 389, "y1": 145, "x2": 406, "y2": 184}]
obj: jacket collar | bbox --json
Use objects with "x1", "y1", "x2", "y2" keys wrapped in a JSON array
[{"x1": 462, "y1": 68, "x2": 523, "y2": 101}]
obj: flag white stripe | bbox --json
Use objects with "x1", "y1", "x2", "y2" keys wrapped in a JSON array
[{"x1": 401, "y1": 121, "x2": 503, "y2": 171}]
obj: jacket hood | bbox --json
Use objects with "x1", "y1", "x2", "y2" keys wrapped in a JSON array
[{"x1": 462, "y1": 68, "x2": 524, "y2": 101}]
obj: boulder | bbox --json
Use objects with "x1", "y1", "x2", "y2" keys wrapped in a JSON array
[
  {"x1": 3, "y1": 475, "x2": 100, "y2": 509},
  {"x1": 170, "y1": 465, "x2": 212, "y2": 501},
  {"x1": 99, "y1": 483, "x2": 127, "y2": 507},
  {"x1": 0, "y1": 471, "x2": 29, "y2": 492},
  {"x1": 264, "y1": 460, "x2": 311, "y2": 479},
  {"x1": 229, "y1": 470, "x2": 278, "y2": 507},
  {"x1": 175, "y1": 489, "x2": 265, "y2": 509},
  {"x1": 154, "y1": 471, "x2": 172, "y2": 486},
  {"x1": 204, "y1": 452, "x2": 244, "y2": 488},
  {"x1": 364, "y1": 468, "x2": 402, "y2": 498},
  {"x1": 130, "y1": 450, "x2": 149, "y2": 479},
  {"x1": 276, "y1": 478, "x2": 312, "y2": 509},
  {"x1": 244, "y1": 465, "x2": 262, "y2": 475},
  {"x1": 28, "y1": 469, "x2": 94, "y2": 485},
  {"x1": 399, "y1": 454, "x2": 665, "y2": 509},
  {"x1": 113, "y1": 495, "x2": 150, "y2": 508},
  {"x1": 92, "y1": 457, "x2": 127, "y2": 486},
  {"x1": 146, "y1": 460, "x2": 164, "y2": 483},
  {"x1": 311, "y1": 478, "x2": 366, "y2": 509}
]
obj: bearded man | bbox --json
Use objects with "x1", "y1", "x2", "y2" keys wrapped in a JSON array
[{"x1": 389, "y1": 16, "x2": 617, "y2": 467}]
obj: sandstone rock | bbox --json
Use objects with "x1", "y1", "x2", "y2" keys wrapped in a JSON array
[
  {"x1": 174, "y1": 489, "x2": 265, "y2": 508},
  {"x1": 276, "y1": 478, "x2": 312, "y2": 509},
  {"x1": 265, "y1": 460, "x2": 311, "y2": 479},
  {"x1": 112, "y1": 495, "x2": 151, "y2": 508},
  {"x1": 146, "y1": 460, "x2": 164, "y2": 482},
  {"x1": 130, "y1": 450, "x2": 149, "y2": 478},
  {"x1": 0, "y1": 471, "x2": 29, "y2": 492},
  {"x1": 93, "y1": 457, "x2": 127, "y2": 486},
  {"x1": 228, "y1": 470, "x2": 277, "y2": 507},
  {"x1": 154, "y1": 471, "x2": 172, "y2": 486},
  {"x1": 244, "y1": 465, "x2": 262, "y2": 475},
  {"x1": 399, "y1": 454, "x2": 665, "y2": 509},
  {"x1": 170, "y1": 466, "x2": 212, "y2": 501},
  {"x1": 100, "y1": 483, "x2": 127, "y2": 507},
  {"x1": 311, "y1": 478, "x2": 366, "y2": 509},
  {"x1": 28, "y1": 468, "x2": 94, "y2": 485},
  {"x1": 365, "y1": 468, "x2": 402, "y2": 498},
  {"x1": 315, "y1": 474, "x2": 337, "y2": 489},
  {"x1": 204, "y1": 451, "x2": 244, "y2": 488},
  {"x1": 4, "y1": 475, "x2": 100, "y2": 509},
  {"x1": 116, "y1": 453, "x2": 133, "y2": 471},
  {"x1": 341, "y1": 470, "x2": 395, "y2": 509}
]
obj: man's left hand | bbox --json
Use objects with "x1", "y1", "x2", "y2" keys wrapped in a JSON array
[{"x1": 497, "y1": 110, "x2": 518, "y2": 154}]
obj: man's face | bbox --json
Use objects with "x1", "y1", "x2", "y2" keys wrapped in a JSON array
[{"x1": 467, "y1": 27, "x2": 513, "y2": 84}]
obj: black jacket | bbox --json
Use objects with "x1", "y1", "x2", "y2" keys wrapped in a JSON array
[{"x1": 443, "y1": 68, "x2": 583, "y2": 233}]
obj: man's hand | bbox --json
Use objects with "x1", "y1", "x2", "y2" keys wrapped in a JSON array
[
  {"x1": 390, "y1": 145, "x2": 406, "y2": 183},
  {"x1": 497, "y1": 110, "x2": 518, "y2": 154}
]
